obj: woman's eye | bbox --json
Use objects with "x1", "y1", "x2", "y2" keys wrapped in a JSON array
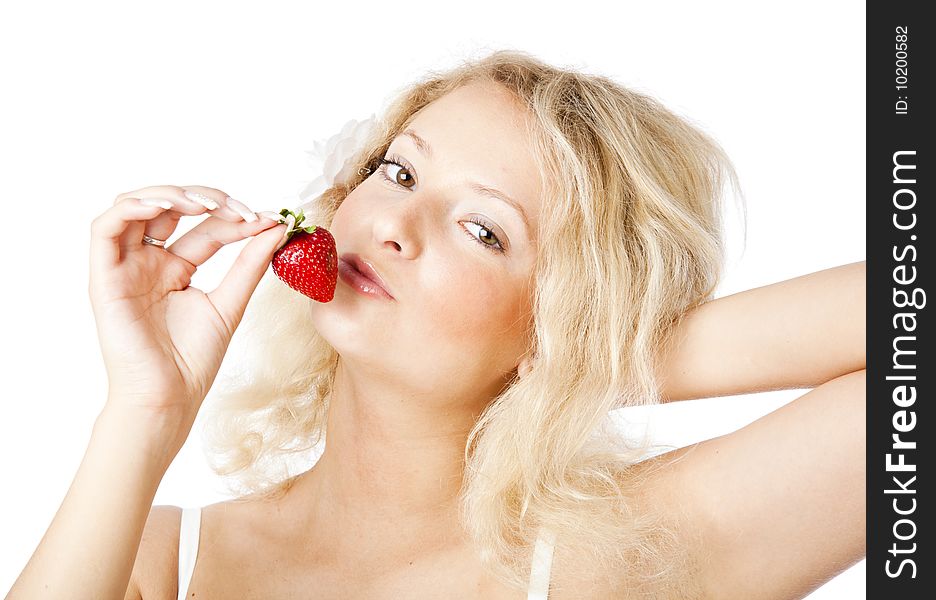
[
  {"x1": 378, "y1": 158, "x2": 416, "y2": 188},
  {"x1": 463, "y1": 219, "x2": 505, "y2": 253}
]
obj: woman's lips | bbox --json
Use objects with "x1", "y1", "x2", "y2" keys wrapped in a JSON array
[{"x1": 338, "y1": 255, "x2": 395, "y2": 300}]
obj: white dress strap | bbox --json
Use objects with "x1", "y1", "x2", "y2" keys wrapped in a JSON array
[
  {"x1": 527, "y1": 526, "x2": 557, "y2": 599},
  {"x1": 177, "y1": 507, "x2": 202, "y2": 600}
]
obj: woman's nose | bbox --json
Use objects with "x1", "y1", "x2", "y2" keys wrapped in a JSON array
[{"x1": 369, "y1": 190, "x2": 436, "y2": 259}]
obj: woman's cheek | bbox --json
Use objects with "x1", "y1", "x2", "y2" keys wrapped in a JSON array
[{"x1": 422, "y1": 271, "x2": 502, "y2": 336}]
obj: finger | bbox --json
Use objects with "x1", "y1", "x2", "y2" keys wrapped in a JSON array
[
  {"x1": 139, "y1": 193, "x2": 258, "y2": 246},
  {"x1": 112, "y1": 187, "x2": 207, "y2": 249},
  {"x1": 114, "y1": 185, "x2": 256, "y2": 242},
  {"x1": 165, "y1": 211, "x2": 282, "y2": 267},
  {"x1": 115, "y1": 184, "x2": 222, "y2": 212},
  {"x1": 178, "y1": 185, "x2": 261, "y2": 226},
  {"x1": 208, "y1": 223, "x2": 290, "y2": 332},
  {"x1": 141, "y1": 207, "x2": 184, "y2": 247},
  {"x1": 90, "y1": 196, "x2": 175, "y2": 277}
]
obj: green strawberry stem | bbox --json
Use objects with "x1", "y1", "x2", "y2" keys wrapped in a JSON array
[{"x1": 274, "y1": 208, "x2": 319, "y2": 244}]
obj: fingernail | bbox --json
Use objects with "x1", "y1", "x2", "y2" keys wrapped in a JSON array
[
  {"x1": 226, "y1": 196, "x2": 258, "y2": 222},
  {"x1": 184, "y1": 191, "x2": 220, "y2": 210},
  {"x1": 140, "y1": 198, "x2": 173, "y2": 209},
  {"x1": 276, "y1": 232, "x2": 290, "y2": 251},
  {"x1": 259, "y1": 211, "x2": 284, "y2": 222},
  {"x1": 283, "y1": 213, "x2": 295, "y2": 231}
]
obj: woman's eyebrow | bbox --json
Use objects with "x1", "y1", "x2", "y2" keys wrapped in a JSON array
[
  {"x1": 398, "y1": 128, "x2": 531, "y2": 234},
  {"x1": 401, "y1": 129, "x2": 434, "y2": 160}
]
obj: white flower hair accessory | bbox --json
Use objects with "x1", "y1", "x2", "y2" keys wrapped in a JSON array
[{"x1": 296, "y1": 114, "x2": 379, "y2": 209}]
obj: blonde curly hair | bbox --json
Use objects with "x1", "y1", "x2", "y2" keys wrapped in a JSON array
[{"x1": 201, "y1": 48, "x2": 745, "y2": 597}]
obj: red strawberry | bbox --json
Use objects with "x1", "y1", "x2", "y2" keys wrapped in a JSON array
[{"x1": 270, "y1": 208, "x2": 338, "y2": 302}]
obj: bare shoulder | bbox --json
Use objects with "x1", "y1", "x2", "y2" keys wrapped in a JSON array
[
  {"x1": 126, "y1": 499, "x2": 264, "y2": 600},
  {"x1": 125, "y1": 505, "x2": 183, "y2": 600}
]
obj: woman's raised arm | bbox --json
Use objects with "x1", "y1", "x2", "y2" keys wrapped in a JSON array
[
  {"x1": 657, "y1": 260, "x2": 866, "y2": 402},
  {"x1": 630, "y1": 260, "x2": 867, "y2": 597}
]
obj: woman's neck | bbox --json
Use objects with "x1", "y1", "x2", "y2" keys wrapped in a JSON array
[{"x1": 276, "y1": 357, "x2": 491, "y2": 553}]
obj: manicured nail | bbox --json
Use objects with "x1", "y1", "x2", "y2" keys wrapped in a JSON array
[
  {"x1": 259, "y1": 211, "x2": 284, "y2": 222},
  {"x1": 140, "y1": 198, "x2": 173, "y2": 209},
  {"x1": 184, "y1": 191, "x2": 220, "y2": 210},
  {"x1": 226, "y1": 196, "x2": 258, "y2": 222}
]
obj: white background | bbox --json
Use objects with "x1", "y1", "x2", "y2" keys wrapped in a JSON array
[{"x1": 0, "y1": 0, "x2": 865, "y2": 596}]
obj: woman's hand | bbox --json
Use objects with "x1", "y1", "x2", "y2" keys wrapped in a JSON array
[{"x1": 88, "y1": 185, "x2": 286, "y2": 437}]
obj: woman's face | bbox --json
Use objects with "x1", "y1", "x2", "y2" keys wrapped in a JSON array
[{"x1": 311, "y1": 80, "x2": 543, "y2": 402}]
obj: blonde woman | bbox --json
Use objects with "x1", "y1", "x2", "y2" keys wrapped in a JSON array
[{"x1": 8, "y1": 50, "x2": 865, "y2": 599}]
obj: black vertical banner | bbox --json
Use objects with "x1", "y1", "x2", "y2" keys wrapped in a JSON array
[{"x1": 867, "y1": 1, "x2": 933, "y2": 597}]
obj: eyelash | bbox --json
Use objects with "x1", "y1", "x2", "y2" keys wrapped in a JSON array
[{"x1": 377, "y1": 154, "x2": 506, "y2": 254}]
